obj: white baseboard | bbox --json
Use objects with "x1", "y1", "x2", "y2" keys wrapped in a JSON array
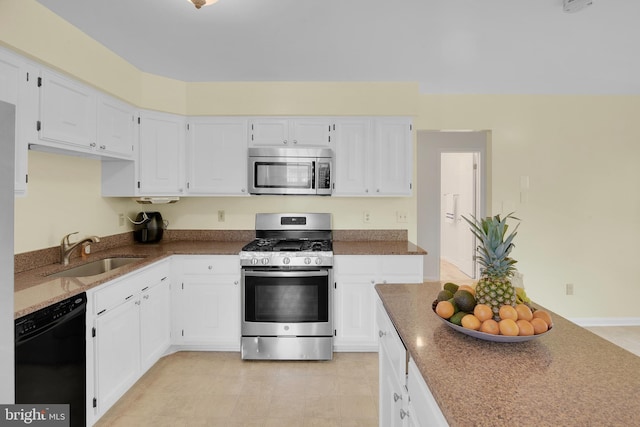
[{"x1": 569, "y1": 317, "x2": 640, "y2": 327}]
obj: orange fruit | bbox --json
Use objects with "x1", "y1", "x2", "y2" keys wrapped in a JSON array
[
  {"x1": 533, "y1": 310, "x2": 553, "y2": 328},
  {"x1": 461, "y1": 314, "x2": 481, "y2": 330},
  {"x1": 530, "y1": 317, "x2": 549, "y2": 334},
  {"x1": 479, "y1": 319, "x2": 499, "y2": 335},
  {"x1": 515, "y1": 304, "x2": 533, "y2": 321},
  {"x1": 473, "y1": 304, "x2": 493, "y2": 322},
  {"x1": 435, "y1": 300, "x2": 455, "y2": 319},
  {"x1": 498, "y1": 319, "x2": 519, "y2": 336},
  {"x1": 516, "y1": 319, "x2": 534, "y2": 336},
  {"x1": 498, "y1": 305, "x2": 518, "y2": 321},
  {"x1": 458, "y1": 284, "x2": 476, "y2": 297}
]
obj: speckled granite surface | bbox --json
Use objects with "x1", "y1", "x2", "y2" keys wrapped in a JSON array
[
  {"x1": 375, "y1": 282, "x2": 640, "y2": 427},
  {"x1": 15, "y1": 229, "x2": 424, "y2": 318}
]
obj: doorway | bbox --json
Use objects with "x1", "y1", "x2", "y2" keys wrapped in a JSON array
[{"x1": 416, "y1": 130, "x2": 490, "y2": 281}]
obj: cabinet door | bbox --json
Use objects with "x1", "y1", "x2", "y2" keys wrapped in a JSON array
[
  {"x1": 373, "y1": 118, "x2": 413, "y2": 196},
  {"x1": 249, "y1": 118, "x2": 289, "y2": 145},
  {"x1": 380, "y1": 344, "x2": 407, "y2": 427},
  {"x1": 138, "y1": 111, "x2": 185, "y2": 195},
  {"x1": 94, "y1": 299, "x2": 140, "y2": 413},
  {"x1": 39, "y1": 70, "x2": 96, "y2": 149},
  {"x1": 179, "y1": 276, "x2": 240, "y2": 348},
  {"x1": 290, "y1": 118, "x2": 332, "y2": 146},
  {"x1": 333, "y1": 119, "x2": 371, "y2": 196},
  {"x1": 407, "y1": 358, "x2": 449, "y2": 427},
  {"x1": 97, "y1": 95, "x2": 136, "y2": 159},
  {"x1": 140, "y1": 278, "x2": 171, "y2": 371},
  {"x1": 0, "y1": 49, "x2": 37, "y2": 196},
  {"x1": 187, "y1": 118, "x2": 248, "y2": 195}
]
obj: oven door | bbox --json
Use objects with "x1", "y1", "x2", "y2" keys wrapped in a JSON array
[{"x1": 242, "y1": 268, "x2": 333, "y2": 337}]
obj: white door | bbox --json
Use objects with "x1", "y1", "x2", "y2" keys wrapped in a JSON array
[{"x1": 440, "y1": 152, "x2": 478, "y2": 278}]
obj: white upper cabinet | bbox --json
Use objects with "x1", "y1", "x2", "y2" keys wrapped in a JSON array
[
  {"x1": 333, "y1": 117, "x2": 413, "y2": 196},
  {"x1": 38, "y1": 70, "x2": 97, "y2": 150},
  {"x1": 137, "y1": 110, "x2": 186, "y2": 195},
  {"x1": 333, "y1": 118, "x2": 372, "y2": 196},
  {"x1": 186, "y1": 117, "x2": 248, "y2": 195},
  {"x1": 0, "y1": 48, "x2": 38, "y2": 197},
  {"x1": 249, "y1": 117, "x2": 333, "y2": 146},
  {"x1": 373, "y1": 118, "x2": 413, "y2": 196},
  {"x1": 96, "y1": 95, "x2": 136, "y2": 159}
]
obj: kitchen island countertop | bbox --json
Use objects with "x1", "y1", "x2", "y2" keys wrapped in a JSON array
[{"x1": 375, "y1": 282, "x2": 640, "y2": 427}]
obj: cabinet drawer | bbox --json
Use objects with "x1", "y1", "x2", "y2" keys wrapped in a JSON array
[
  {"x1": 376, "y1": 298, "x2": 407, "y2": 383},
  {"x1": 334, "y1": 255, "x2": 378, "y2": 276},
  {"x1": 94, "y1": 261, "x2": 170, "y2": 314},
  {"x1": 380, "y1": 255, "x2": 423, "y2": 283},
  {"x1": 177, "y1": 255, "x2": 239, "y2": 276}
]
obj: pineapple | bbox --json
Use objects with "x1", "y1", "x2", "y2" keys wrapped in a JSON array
[{"x1": 463, "y1": 213, "x2": 520, "y2": 321}]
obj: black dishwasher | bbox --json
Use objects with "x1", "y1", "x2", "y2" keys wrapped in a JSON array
[{"x1": 15, "y1": 292, "x2": 87, "y2": 427}]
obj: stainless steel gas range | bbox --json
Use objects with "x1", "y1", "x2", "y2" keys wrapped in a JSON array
[{"x1": 240, "y1": 213, "x2": 333, "y2": 360}]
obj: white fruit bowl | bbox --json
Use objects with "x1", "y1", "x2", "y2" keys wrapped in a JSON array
[{"x1": 432, "y1": 302, "x2": 552, "y2": 343}]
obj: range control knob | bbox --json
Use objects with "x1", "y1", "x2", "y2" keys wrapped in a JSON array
[
  {"x1": 261, "y1": 258, "x2": 270, "y2": 265},
  {"x1": 315, "y1": 258, "x2": 323, "y2": 265},
  {"x1": 282, "y1": 257, "x2": 291, "y2": 265},
  {"x1": 251, "y1": 258, "x2": 259, "y2": 265},
  {"x1": 304, "y1": 257, "x2": 312, "y2": 265}
]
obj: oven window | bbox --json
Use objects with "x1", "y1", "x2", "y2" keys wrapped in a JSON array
[
  {"x1": 245, "y1": 274, "x2": 329, "y2": 323},
  {"x1": 255, "y1": 162, "x2": 312, "y2": 189}
]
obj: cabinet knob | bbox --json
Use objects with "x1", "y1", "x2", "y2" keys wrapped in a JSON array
[
  {"x1": 393, "y1": 392, "x2": 402, "y2": 402},
  {"x1": 377, "y1": 189, "x2": 380, "y2": 193},
  {"x1": 90, "y1": 142, "x2": 96, "y2": 148},
  {"x1": 208, "y1": 265, "x2": 213, "y2": 270},
  {"x1": 378, "y1": 330, "x2": 387, "y2": 338},
  {"x1": 400, "y1": 409, "x2": 409, "y2": 420},
  {"x1": 241, "y1": 188, "x2": 246, "y2": 193},
  {"x1": 100, "y1": 145, "x2": 106, "y2": 150},
  {"x1": 292, "y1": 139, "x2": 298, "y2": 144},
  {"x1": 283, "y1": 140, "x2": 288, "y2": 145},
  {"x1": 143, "y1": 295, "x2": 150, "y2": 300},
  {"x1": 234, "y1": 280, "x2": 239, "y2": 285},
  {"x1": 135, "y1": 300, "x2": 141, "y2": 306}
]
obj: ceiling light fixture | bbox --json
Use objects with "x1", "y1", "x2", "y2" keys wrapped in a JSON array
[{"x1": 189, "y1": 0, "x2": 218, "y2": 9}]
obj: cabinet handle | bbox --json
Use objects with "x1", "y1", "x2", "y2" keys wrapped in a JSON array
[
  {"x1": 393, "y1": 392, "x2": 402, "y2": 402},
  {"x1": 135, "y1": 300, "x2": 141, "y2": 306},
  {"x1": 378, "y1": 330, "x2": 387, "y2": 338},
  {"x1": 143, "y1": 295, "x2": 150, "y2": 300},
  {"x1": 400, "y1": 409, "x2": 409, "y2": 420}
]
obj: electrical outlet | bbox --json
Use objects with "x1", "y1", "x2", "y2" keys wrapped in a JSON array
[
  {"x1": 566, "y1": 283, "x2": 574, "y2": 295},
  {"x1": 363, "y1": 211, "x2": 371, "y2": 223},
  {"x1": 396, "y1": 211, "x2": 408, "y2": 223},
  {"x1": 218, "y1": 210, "x2": 225, "y2": 222},
  {"x1": 118, "y1": 213, "x2": 125, "y2": 227}
]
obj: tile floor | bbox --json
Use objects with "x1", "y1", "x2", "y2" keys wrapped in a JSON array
[
  {"x1": 94, "y1": 260, "x2": 640, "y2": 426},
  {"x1": 94, "y1": 351, "x2": 379, "y2": 427}
]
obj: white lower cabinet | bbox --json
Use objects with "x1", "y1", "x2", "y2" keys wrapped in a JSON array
[
  {"x1": 171, "y1": 255, "x2": 240, "y2": 350},
  {"x1": 91, "y1": 260, "x2": 170, "y2": 420},
  {"x1": 376, "y1": 296, "x2": 449, "y2": 427},
  {"x1": 334, "y1": 255, "x2": 423, "y2": 351}
]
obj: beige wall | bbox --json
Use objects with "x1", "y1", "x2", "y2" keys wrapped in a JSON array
[{"x1": 5, "y1": 1, "x2": 640, "y2": 319}]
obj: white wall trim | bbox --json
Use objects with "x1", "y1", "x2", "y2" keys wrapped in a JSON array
[{"x1": 569, "y1": 317, "x2": 640, "y2": 327}]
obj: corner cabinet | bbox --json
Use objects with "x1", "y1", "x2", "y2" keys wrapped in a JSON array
[
  {"x1": 376, "y1": 297, "x2": 449, "y2": 427},
  {"x1": 333, "y1": 117, "x2": 413, "y2": 196},
  {"x1": 333, "y1": 255, "x2": 423, "y2": 351},
  {"x1": 186, "y1": 117, "x2": 249, "y2": 196},
  {"x1": 171, "y1": 255, "x2": 241, "y2": 350},
  {"x1": 89, "y1": 259, "x2": 171, "y2": 421}
]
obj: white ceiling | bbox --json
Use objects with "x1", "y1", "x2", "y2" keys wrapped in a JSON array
[{"x1": 35, "y1": 0, "x2": 640, "y2": 94}]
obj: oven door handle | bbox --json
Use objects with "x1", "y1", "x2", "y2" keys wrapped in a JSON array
[{"x1": 243, "y1": 269, "x2": 329, "y2": 278}]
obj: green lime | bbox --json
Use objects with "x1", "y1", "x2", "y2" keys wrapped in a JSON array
[
  {"x1": 437, "y1": 290, "x2": 454, "y2": 302},
  {"x1": 449, "y1": 311, "x2": 467, "y2": 326},
  {"x1": 443, "y1": 282, "x2": 459, "y2": 294}
]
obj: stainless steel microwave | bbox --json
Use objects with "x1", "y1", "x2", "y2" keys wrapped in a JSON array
[{"x1": 248, "y1": 146, "x2": 333, "y2": 195}]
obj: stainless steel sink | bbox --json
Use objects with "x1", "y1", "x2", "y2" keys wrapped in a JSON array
[{"x1": 46, "y1": 257, "x2": 145, "y2": 278}]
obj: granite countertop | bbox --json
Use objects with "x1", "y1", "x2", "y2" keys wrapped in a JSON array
[
  {"x1": 375, "y1": 282, "x2": 640, "y2": 427},
  {"x1": 15, "y1": 230, "x2": 425, "y2": 318}
]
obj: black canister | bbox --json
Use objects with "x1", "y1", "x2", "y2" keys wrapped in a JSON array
[{"x1": 133, "y1": 212, "x2": 165, "y2": 243}]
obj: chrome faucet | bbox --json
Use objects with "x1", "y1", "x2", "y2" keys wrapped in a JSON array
[{"x1": 60, "y1": 232, "x2": 101, "y2": 265}]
